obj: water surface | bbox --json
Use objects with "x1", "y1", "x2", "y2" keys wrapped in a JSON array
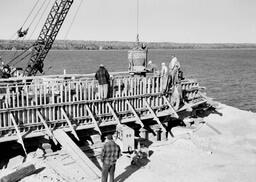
[{"x1": 1, "y1": 49, "x2": 256, "y2": 112}]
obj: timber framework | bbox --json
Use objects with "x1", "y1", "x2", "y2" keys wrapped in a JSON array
[{"x1": 0, "y1": 72, "x2": 206, "y2": 145}]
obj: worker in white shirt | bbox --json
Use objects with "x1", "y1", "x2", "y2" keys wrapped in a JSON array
[
  {"x1": 169, "y1": 55, "x2": 180, "y2": 85},
  {"x1": 161, "y1": 62, "x2": 168, "y2": 91}
]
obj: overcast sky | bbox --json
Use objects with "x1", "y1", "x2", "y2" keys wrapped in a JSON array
[{"x1": 0, "y1": 0, "x2": 255, "y2": 43}]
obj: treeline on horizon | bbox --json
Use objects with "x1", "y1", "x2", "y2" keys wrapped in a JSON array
[{"x1": 1, "y1": 39, "x2": 256, "y2": 50}]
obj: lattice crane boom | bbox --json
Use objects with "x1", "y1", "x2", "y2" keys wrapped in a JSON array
[{"x1": 24, "y1": 0, "x2": 73, "y2": 76}]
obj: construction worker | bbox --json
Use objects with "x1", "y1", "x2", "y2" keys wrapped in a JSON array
[
  {"x1": 146, "y1": 60, "x2": 157, "y2": 73},
  {"x1": 169, "y1": 55, "x2": 180, "y2": 85},
  {"x1": 161, "y1": 62, "x2": 168, "y2": 91},
  {"x1": 95, "y1": 64, "x2": 110, "y2": 99},
  {"x1": 0, "y1": 62, "x2": 11, "y2": 79},
  {"x1": 161, "y1": 62, "x2": 168, "y2": 76},
  {"x1": 168, "y1": 55, "x2": 183, "y2": 108},
  {"x1": 101, "y1": 134, "x2": 121, "y2": 182}
]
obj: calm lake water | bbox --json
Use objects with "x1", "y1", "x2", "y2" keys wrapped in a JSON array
[{"x1": 1, "y1": 49, "x2": 256, "y2": 112}]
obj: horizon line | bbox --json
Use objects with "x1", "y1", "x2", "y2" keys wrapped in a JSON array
[{"x1": 0, "y1": 39, "x2": 256, "y2": 45}]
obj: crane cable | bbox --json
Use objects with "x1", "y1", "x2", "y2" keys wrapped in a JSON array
[
  {"x1": 9, "y1": 0, "x2": 49, "y2": 66},
  {"x1": 17, "y1": 0, "x2": 45, "y2": 40},
  {"x1": 13, "y1": 52, "x2": 32, "y2": 66},
  {"x1": 2, "y1": 0, "x2": 40, "y2": 42},
  {"x1": 3, "y1": 0, "x2": 40, "y2": 64},
  {"x1": 28, "y1": 0, "x2": 52, "y2": 40},
  {"x1": 27, "y1": 0, "x2": 49, "y2": 33},
  {"x1": 64, "y1": 0, "x2": 84, "y2": 39},
  {"x1": 6, "y1": 44, "x2": 34, "y2": 66},
  {"x1": 9, "y1": 35, "x2": 28, "y2": 65},
  {"x1": 21, "y1": 0, "x2": 41, "y2": 29},
  {"x1": 136, "y1": 0, "x2": 140, "y2": 42}
]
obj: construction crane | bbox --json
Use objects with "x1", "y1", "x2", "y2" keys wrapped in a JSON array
[{"x1": 24, "y1": 0, "x2": 74, "y2": 76}]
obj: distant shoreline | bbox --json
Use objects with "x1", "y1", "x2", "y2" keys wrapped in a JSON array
[
  {"x1": 1, "y1": 48, "x2": 256, "y2": 52},
  {"x1": 1, "y1": 39, "x2": 256, "y2": 50}
]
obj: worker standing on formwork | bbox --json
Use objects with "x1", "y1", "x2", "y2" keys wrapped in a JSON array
[
  {"x1": 160, "y1": 62, "x2": 168, "y2": 92},
  {"x1": 169, "y1": 55, "x2": 180, "y2": 85},
  {"x1": 168, "y1": 55, "x2": 184, "y2": 104},
  {"x1": 147, "y1": 60, "x2": 157, "y2": 73},
  {"x1": 95, "y1": 64, "x2": 110, "y2": 99}
]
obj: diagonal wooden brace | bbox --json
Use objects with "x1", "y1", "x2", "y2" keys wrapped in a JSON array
[
  {"x1": 36, "y1": 110, "x2": 58, "y2": 145},
  {"x1": 106, "y1": 102, "x2": 121, "y2": 125},
  {"x1": 85, "y1": 105, "x2": 102, "y2": 135},
  {"x1": 125, "y1": 100, "x2": 144, "y2": 127},
  {"x1": 163, "y1": 96, "x2": 179, "y2": 118},
  {"x1": 9, "y1": 112, "x2": 27, "y2": 155},
  {"x1": 61, "y1": 107, "x2": 80, "y2": 141},
  {"x1": 144, "y1": 99, "x2": 166, "y2": 132}
]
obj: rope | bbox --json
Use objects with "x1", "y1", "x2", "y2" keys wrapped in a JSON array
[
  {"x1": 28, "y1": 0, "x2": 52, "y2": 40},
  {"x1": 64, "y1": 0, "x2": 84, "y2": 39}
]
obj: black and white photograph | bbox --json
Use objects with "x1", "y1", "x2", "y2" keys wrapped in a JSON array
[{"x1": 0, "y1": 0, "x2": 256, "y2": 181}]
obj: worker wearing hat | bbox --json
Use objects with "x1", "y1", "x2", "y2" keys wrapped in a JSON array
[
  {"x1": 95, "y1": 64, "x2": 110, "y2": 99},
  {"x1": 146, "y1": 60, "x2": 157, "y2": 73}
]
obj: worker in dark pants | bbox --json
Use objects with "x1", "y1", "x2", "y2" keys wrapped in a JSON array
[{"x1": 101, "y1": 134, "x2": 121, "y2": 182}]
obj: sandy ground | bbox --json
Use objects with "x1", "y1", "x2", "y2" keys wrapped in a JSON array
[
  {"x1": 112, "y1": 104, "x2": 256, "y2": 182},
  {"x1": 1, "y1": 103, "x2": 256, "y2": 182}
]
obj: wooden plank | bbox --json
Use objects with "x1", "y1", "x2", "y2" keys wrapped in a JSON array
[
  {"x1": 53, "y1": 129, "x2": 101, "y2": 179},
  {"x1": 143, "y1": 99, "x2": 166, "y2": 132},
  {"x1": 60, "y1": 107, "x2": 80, "y2": 141},
  {"x1": 36, "y1": 110, "x2": 57, "y2": 144},
  {"x1": 85, "y1": 105, "x2": 102, "y2": 135},
  {"x1": 46, "y1": 159, "x2": 76, "y2": 182},
  {"x1": 9, "y1": 113, "x2": 27, "y2": 155},
  {"x1": 163, "y1": 96, "x2": 179, "y2": 118},
  {"x1": 126, "y1": 100, "x2": 144, "y2": 127},
  {"x1": 0, "y1": 163, "x2": 36, "y2": 182},
  {"x1": 106, "y1": 102, "x2": 121, "y2": 125}
]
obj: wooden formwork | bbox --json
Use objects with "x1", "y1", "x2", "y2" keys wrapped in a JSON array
[{"x1": 0, "y1": 72, "x2": 206, "y2": 146}]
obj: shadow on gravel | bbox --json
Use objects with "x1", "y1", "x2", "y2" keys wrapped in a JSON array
[{"x1": 114, "y1": 157, "x2": 150, "y2": 182}]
